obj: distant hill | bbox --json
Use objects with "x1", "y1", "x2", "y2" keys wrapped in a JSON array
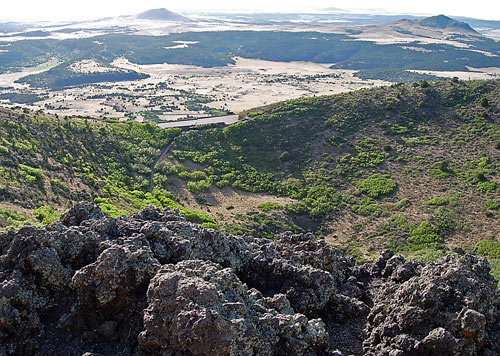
[
  {"x1": 0, "y1": 22, "x2": 28, "y2": 33},
  {"x1": 418, "y1": 15, "x2": 477, "y2": 33},
  {"x1": 16, "y1": 60, "x2": 149, "y2": 89},
  {"x1": 137, "y1": 8, "x2": 190, "y2": 22},
  {"x1": 322, "y1": 7, "x2": 345, "y2": 12}
]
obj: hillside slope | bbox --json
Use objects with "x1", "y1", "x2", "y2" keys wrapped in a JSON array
[
  {"x1": 0, "y1": 108, "x2": 215, "y2": 229},
  {"x1": 163, "y1": 79, "x2": 500, "y2": 262},
  {"x1": 1, "y1": 80, "x2": 499, "y2": 270},
  {"x1": 418, "y1": 15, "x2": 477, "y2": 33}
]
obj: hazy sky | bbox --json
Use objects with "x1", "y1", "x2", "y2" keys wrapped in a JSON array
[{"x1": 1, "y1": 0, "x2": 499, "y2": 22}]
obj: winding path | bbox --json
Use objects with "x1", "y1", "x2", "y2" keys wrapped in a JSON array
[
  {"x1": 149, "y1": 115, "x2": 242, "y2": 193},
  {"x1": 149, "y1": 141, "x2": 174, "y2": 193}
]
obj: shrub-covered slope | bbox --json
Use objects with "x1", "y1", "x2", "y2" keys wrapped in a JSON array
[
  {"x1": 166, "y1": 79, "x2": 500, "y2": 262},
  {"x1": 0, "y1": 108, "x2": 214, "y2": 228}
]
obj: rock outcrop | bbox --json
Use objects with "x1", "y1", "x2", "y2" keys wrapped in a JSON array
[{"x1": 0, "y1": 202, "x2": 499, "y2": 356}]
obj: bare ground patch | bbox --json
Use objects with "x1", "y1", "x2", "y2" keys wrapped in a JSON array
[{"x1": 167, "y1": 176, "x2": 296, "y2": 226}]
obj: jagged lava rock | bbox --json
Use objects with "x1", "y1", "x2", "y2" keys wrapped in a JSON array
[
  {"x1": 363, "y1": 253, "x2": 500, "y2": 356},
  {"x1": 0, "y1": 202, "x2": 499, "y2": 356}
]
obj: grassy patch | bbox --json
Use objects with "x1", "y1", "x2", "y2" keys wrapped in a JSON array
[{"x1": 475, "y1": 239, "x2": 500, "y2": 288}]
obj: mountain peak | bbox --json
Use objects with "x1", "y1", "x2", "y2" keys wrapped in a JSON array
[
  {"x1": 136, "y1": 8, "x2": 190, "y2": 22},
  {"x1": 418, "y1": 15, "x2": 477, "y2": 33}
]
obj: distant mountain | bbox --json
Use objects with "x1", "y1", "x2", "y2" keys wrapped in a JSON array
[
  {"x1": 136, "y1": 8, "x2": 190, "y2": 22},
  {"x1": 322, "y1": 7, "x2": 345, "y2": 12},
  {"x1": 418, "y1": 15, "x2": 477, "y2": 33},
  {"x1": 0, "y1": 22, "x2": 28, "y2": 33}
]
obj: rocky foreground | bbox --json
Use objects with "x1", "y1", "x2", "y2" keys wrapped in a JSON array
[{"x1": 0, "y1": 202, "x2": 499, "y2": 356}]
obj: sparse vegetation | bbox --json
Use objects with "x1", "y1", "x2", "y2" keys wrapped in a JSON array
[{"x1": 163, "y1": 79, "x2": 500, "y2": 261}]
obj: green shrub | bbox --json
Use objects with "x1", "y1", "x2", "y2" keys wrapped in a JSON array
[
  {"x1": 392, "y1": 198, "x2": 411, "y2": 211},
  {"x1": 279, "y1": 151, "x2": 291, "y2": 162},
  {"x1": 379, "y1": 121, "x2": 390, "y2": 128},
  {"x1": 477, "y1": 180, "x2": 498, "y2": 194},
  {"x1": 351, "y1": 198, "x2": 384, "y2": 217},
  {"x1": 407, "y1": 247, "x2": 449, "y2": 262},
  {"x1": 201, "y1": 222, "x2": 218, "y2": 229},
  {"x1": 178, "y1": 171, "x2": 191, "y2": 180},
  {"x1": 18, "y1": 164, "x2": 45, "y2": 184},
  {"x1": 475, "y1": 239, "x2": 500, "y2": 288},
  {"x1": 430, "y1": 206, "x2": 460, "y2": 236},
  {"x1": 389, "y1": 125, "x2": 409, "y2": 134},
  {"x1": 425, "y1": 197, "x2": 448, "y2": 206},
  {"x1": 350, "y1": 151, "x2": 385, "y2": 167},
  {"x1": 50, "y1": 178, "x2": 69, "y2": 190},
  {"x1": 438, "y1": 160, "x2": 450, "y2": 172},
  {"x1": 179, "y1": 170, "x2": 207, "y2": 181},
  {"x1": 407, "y1": 221, "x2": 442, "y2": 246},
  {"x1": 429, "y1": 162, "x2": 454, "y2": 179},
  {"x1": 285, "y1": 201, "x2": 310, "y2": 215},
  {"x1": 33, "y1": 206, "x2": 61, "y2": 225},
  {"x1": 476, "y1": 240, "x2": 500, "y2": 260},
  {"x1": 0, "y1": 145, "x2": 8, "y2": 154},
  {"x1": 376, "y1": 215, "x2": 410, "y2": 240},
  {"x1": 258, "y1": 202, "x2": 283, "y2": 211},
  {"x1": 182, "y1": 209, "x2": 215, "y2": 225},
  {"x1": 485, "y1": 200, "x2": 500, "y2": 210},
  {"x1": 0, "y1": 208, "x2": 31, "y2": 230},
  {"x1": 216, "y1": 179, "x2": 230, "y2": 188},
  {"x1": 149, "y1": 190, "x2": 216, "y2": 226},
  {"x1": 356, "y1": 174, "x2": 396, "y2": 198},
  {"x1": 190, "y1": 171, "x2": 208, "y2": 181},
  {"x1": 187, "y1": 180, "x2": 211, "y2": 193},
  {"x1": 467, "y1": 168, "x2": 488, "y2": 184},
  {"x1": 491, "y1": 263, "x2": 500, "y2": 289},
  {"x1": 420, "y1": 80, "x2": 430, "y2": 88},
  {"x1": 303, "y1": 186, "x2": 343, "y2": 217},
  {"x1": 94, "y1": 197, "x2": 129, "y2": 218}
]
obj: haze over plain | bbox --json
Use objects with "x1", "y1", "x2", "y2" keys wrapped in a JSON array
[{"x1": 1, "y1": 0, "x2": 500, "y2": 21}]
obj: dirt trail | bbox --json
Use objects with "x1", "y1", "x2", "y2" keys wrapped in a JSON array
[{"x1": 149, "y1": 142, "x2": 175, "y2": 193}]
